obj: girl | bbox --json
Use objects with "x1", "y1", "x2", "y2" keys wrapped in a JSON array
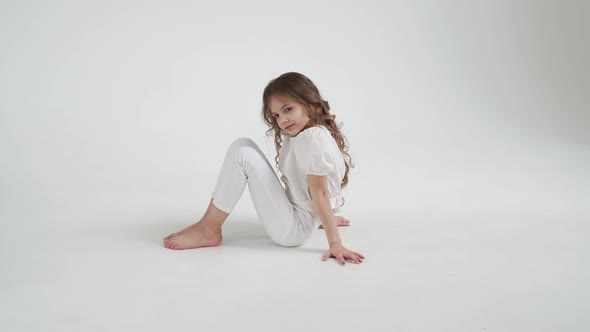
[{"x1": 163, "y1": 72, "x2": 364, "y2": 265}]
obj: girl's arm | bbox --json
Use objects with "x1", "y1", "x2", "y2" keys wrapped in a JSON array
[
  {"x1": 307, "y1": 175, "x2": 365, "y2": 265},
  {"x1": 307, "y1": 174, "x2": 341, "y2": 246}
]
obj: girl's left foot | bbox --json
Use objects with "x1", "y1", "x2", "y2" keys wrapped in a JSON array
[
  {"x1": 164, "y1": 221, "x2": 201, "y2": 241},
  {"x1": 319, "y1": 216, "x2": 350, "y2": 229},
  {"x1": 163, "y1": 222, "x2": 222, "y2": 250}
]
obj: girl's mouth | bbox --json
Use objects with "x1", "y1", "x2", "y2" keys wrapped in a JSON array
[{"x1": 285, "y1": 124, "x2": 294, "y2": 131}]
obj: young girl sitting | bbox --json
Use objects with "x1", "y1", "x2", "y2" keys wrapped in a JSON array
[{"x1": 163, "y1": 72, "x2": 365, "y2": 265}]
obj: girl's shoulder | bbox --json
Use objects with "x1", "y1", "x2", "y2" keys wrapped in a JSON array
[
  {"x1": 292, "y1": 125, "x2": 329, "y2": 141},
  {"x1": 292, "y1": 126, "x2": 337, "y2": 155}
]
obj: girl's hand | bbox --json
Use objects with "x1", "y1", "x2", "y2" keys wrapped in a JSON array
[{"x1": 322, "y1": 244, "x2": 365, "y2": 265}]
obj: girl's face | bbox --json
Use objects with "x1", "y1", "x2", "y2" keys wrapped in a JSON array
[{"x1": 268, "y1": 94, "x2": 311, "y2": 137}]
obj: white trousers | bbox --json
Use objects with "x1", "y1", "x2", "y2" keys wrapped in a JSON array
[{"x1": 211, "y1": 138, "x2": 321, "y2": 247}]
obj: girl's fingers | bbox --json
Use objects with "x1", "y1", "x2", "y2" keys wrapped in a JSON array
[
  {"x1": 322, "y1": 249, "x2": 365, "y2": 265},
  {"x1": 343, "y1": 251, "x2": 362, "y2": 264},
  {"x1": 342, "y1": 253, "x2": 352, "y2": 263},
  {"x1": 347, "y1": 256, "x2": 359, "y2": 264}
]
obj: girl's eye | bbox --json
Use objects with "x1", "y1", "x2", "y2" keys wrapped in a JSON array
[{"x1": 272, "y1": 108, "x2": 291, "y2": 119}]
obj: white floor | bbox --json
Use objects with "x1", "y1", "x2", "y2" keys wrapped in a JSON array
[
  {"x1": 2, "y1": 1, "x2": 589, "y2": 330},
  {"x1": 1, "y1": 203, "x2": 588, "y2": 332}
]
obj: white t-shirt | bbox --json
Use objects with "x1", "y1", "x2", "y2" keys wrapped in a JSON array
[{"x1": 278, "y1": 125, "x2": 346, "y2": 215}]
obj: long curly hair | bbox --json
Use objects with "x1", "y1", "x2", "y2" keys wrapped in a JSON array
[{"x1": 261, "y1": 72, "x2": 354, "y2": 189}]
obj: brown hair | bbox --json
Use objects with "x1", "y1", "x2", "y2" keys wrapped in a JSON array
[{"x1": 261, "y1": 72, "x2": 354, "y2": 189}]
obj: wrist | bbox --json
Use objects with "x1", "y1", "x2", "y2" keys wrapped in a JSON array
[{"x1": 329, "y1": 242, "x2": 343, "y2": 249}]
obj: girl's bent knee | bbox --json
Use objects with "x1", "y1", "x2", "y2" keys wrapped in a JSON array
[{"x1": 230, "y1": 137, "x2": 256, "y2": 149}]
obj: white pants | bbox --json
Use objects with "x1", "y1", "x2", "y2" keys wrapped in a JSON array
[{"x1": 211, "y1": 138, "x2": 321, "y2": 247}]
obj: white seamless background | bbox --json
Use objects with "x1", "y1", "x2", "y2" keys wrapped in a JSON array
[
  {"x1": 1, "y1": 1, "x2": 588, "y2": 331},
  {"x1": 1, "y1": 1, "x2": 588, "y2": 216}
]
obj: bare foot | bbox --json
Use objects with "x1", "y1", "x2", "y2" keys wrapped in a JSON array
[
  {"x1": 164, "y1": 221, "x2": 201, "y2": 241},
  {"x1": 163, "y1": 222, "x2": 222, "y2": 250},
  {"x1": 319, "y1": 216, "x2": 351, "y2": 229}
]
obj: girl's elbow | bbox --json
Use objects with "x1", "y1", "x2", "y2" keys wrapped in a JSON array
[{"x1": 310, "y1": 190, "x2": 329, "y2": 200}]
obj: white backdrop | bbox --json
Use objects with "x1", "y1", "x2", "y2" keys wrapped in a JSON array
[
  {"x1": 1, "y1": 0, "x2": 588, "y2": 218},
  {"x1": 1, "y1": 2, "x2": 589, "y2": 331}
]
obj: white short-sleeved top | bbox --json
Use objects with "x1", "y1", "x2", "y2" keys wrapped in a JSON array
[{"x1": 278, "y1": 125, "x2": 346, "y2": 215}]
